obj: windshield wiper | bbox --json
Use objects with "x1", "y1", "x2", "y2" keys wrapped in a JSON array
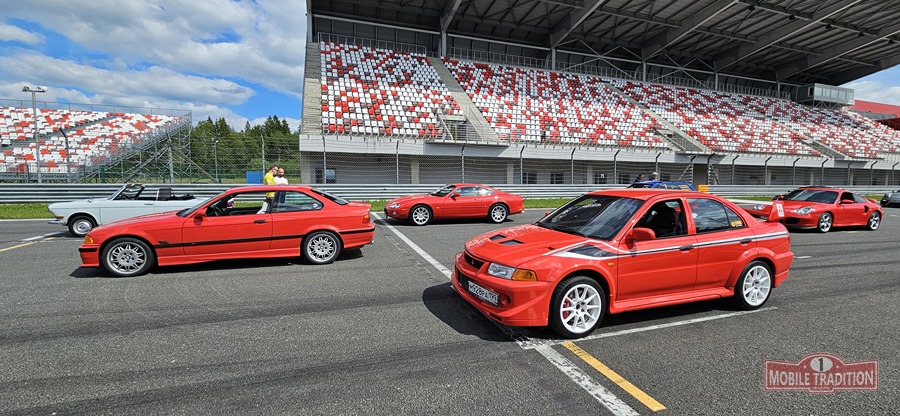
[{"x1": 544, "y1": 223, "x2": 587, "y2": 237}]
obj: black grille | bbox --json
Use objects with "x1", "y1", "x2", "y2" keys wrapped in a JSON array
[
  {"x1": 464, "y1": 252, "x2": 484, "y2": 270},
  {"x1": 784, "y1": 218, "x2": 800, "y2": 225}
]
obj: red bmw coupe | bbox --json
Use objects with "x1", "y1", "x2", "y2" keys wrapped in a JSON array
[
  {"x1": 452, "y1": 189, "x2": 794, "y2": 338},
  {"x1": 742, "y1": 186, "x2": 883, "y2": 233},
  {"x1": 384, "y1": 183, "x2": 525, "y2": 225},
  {"x1": 79, "y1": 186, "x2": 375, "y2": 277}
]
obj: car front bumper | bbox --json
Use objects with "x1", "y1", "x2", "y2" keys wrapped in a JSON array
[{"x1": 79, "y1": 244, "x2": 101, "y2": 267}]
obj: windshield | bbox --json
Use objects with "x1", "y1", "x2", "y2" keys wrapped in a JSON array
[
  {"x1": 782, "y1": 189, "x2": 837, "y2": 204},
  {"x1": 178, "y1": 190, "x2": 224, "y2": 217},
  {"x1": 311, "y1": 188, "x2": 348, "y2": 205},
  {"x1": 537, "y1": 195, "x2": 643, "y2": 241},
  {"x1": 430, "y1": 185, "x2": 456, "y2": 197}
]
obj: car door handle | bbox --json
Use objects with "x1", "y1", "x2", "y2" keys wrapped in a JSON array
[
  {"x1": 254, "y1": 219, "x2": 268, "y2": 224},
  {"x1": 740, "y1": 238, "x2": 752, "y2": 244},
  {"x1": 678, "y1": 245, "x2": 693, "y2": 251},
  {"x1": 144, "y1": 203, "x2": 153, "y2": 206}
]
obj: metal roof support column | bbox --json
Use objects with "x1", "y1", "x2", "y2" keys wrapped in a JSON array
[
  {"x1": 792, "y1": 157, "x2": 800, "y2": 186},
  {"x1": 731, "y1": 155, "x2": 739, "y2": 185},
  {"x1": 642, "y1": 61, "x2": 647, "y2": 82},
  {"x1": 441, "y1": 31, "x2": 447, "y2": 57},
  {"x1": 870, "y1": 161, "x2": 878, "y2": 186}
]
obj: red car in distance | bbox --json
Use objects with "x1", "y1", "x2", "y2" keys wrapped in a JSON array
[
  {"x1": 452, "y1": 189, "x2": 794, "y2": 338},
  {"x1": 384, "y1": 183, "x2": 525, "y2": 225},
  {"x1": 743, "y1": 186, "x2": 883, "y2": 233},
  {"x1": 79, "y1": 186, "x2": 375, "y2": 277}
]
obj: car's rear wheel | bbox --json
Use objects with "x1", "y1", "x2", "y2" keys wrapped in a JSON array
[
  {"x1": 68, "y1": 215, "x2": 95, "y2": 237},
  {"x1": 867, "y1": 211, "x2": 881, "y2": 231},
  {"x1": 817, "y1": 212, "x2": 833, "y2": 233},
  {"x1": 101, "y1": 237, "x2": 155, "y2": 277},
  {"x1": 549, "y1": 276, "x2": 605, "y2": 338},
  {"x1": 732, "y1": 260, "x2": 772, "y2": 310},
  {"x1": 488, "y1": 203, "x2": 508, "y2": 223},
  {"x1": 303, "y1": 231, "x2": 341, "y2": 264},
  {"x1": 409, "y1": 205, "x2": 432, "y2": 226}
]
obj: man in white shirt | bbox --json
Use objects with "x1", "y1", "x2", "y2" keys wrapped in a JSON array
[{"x1": 275, "y1": 168, "x2": 288, "y2": 185}]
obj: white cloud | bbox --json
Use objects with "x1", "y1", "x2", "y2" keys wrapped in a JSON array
[
  {"x1": 0, "y1": 22, "x2": 43, "y2": 45},
  {"x1": 844, "y1": 80, "x2": 900, "y2": 106}
]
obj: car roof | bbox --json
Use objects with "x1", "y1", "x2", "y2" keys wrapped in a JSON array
[
  {"x1": 586, "y1": 188, "x2": 712, "y2": 200},
  {"x1": 225, "y1": 185, "x2": 315, "y2": 192},
  {"x1": 795, "y1": 186, "x2": 848, "y2": 192}
]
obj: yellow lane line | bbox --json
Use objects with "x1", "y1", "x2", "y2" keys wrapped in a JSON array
[
  {"x1": 0, "y1": 237, "x2": 56, "y2": 253},
  {"x1": 562, "y1": 341, "x2": 667, "y2": 412}
]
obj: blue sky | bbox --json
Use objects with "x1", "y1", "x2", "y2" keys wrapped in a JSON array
[{"x1": 0, "y1": 1, "x2": 898, "y2": 133}]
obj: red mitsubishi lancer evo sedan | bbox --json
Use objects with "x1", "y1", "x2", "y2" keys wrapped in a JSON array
[{"x1": 452, "y1": 189, "x2": 794, "y2": 338}]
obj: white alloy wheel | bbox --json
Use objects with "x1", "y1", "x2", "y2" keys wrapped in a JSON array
[
  {"x1": 741, "y1": 264, "x2": 772, "y2": 307},
  {"x1": 867, "y1": 211, "x2": 881, "y2": 230},
  {"x1": 410, "y1": 205, "x2": 431, "y2": 226},
  {"x1": 304, "y1": 231, "x2": 341, "y2": 264},
  {"x1": 556, "y1": 282, "x2": 603, "y2": 336},
  {"x1": 102, "y1": 238, "x2": 154, "y2": 277},
  {"x1": 489, "y1": 204, "x2": 508, "y2": 223},
  {"x1": 817, "y1": 213, "x2": 833, "y2": 233}
]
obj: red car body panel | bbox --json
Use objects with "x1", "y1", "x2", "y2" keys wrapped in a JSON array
[
  {"x1": 79, "y1": 186, "x2": 374, "y2": 270},
  {"x1": 743, "y1": 187, "x2": 883, "y2": 230},
  {"x1": 384, "y1": 183, "x2": 525, "y2": 222},
  {"x1": 452, "y1": 189, "x2": 793, "y2": 328}
]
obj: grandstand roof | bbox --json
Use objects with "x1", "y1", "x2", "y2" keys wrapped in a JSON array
[{"x1": 310, "y1": 0, "x2": 900, "y2": 86}]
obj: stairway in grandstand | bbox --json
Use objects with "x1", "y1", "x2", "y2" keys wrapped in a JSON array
[
  {"x1": 604, "y1": 82, "x2": 708, "y2": 153},
  {"x1": 766, "y1": 117, "x2": 847, "y2": 160},
  {"x1": 427, "y1": 57, "x2": 500, "y2": 142},
  {"x1": 301, "y1": 42, "x2": 324, "y2": 135}
]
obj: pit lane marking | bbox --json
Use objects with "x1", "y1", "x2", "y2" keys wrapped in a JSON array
[
  {"x1": 563, "y1": 341, "x2": 666, "y2": 412},
  {"x1": 0, "y1": 236, "x2": 58, "y2": 253},
  {"x1": 22, "y1": 232, "x2": 65, "y2": 241},
  {"x1": 370, "y1": 212, "x2": 452, "y2": 277}
]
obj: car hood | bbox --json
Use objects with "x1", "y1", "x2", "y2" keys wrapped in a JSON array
[
  {"x1": 48, "y1": 198, "x2": 104, "y2": 210},
  {"x1": 388, "y1": 194, "x2": 436, "y2": 204},
  {"x1": 90, "y1": 211, "x2": 180, "y2": 234},
  {"x1": 464, "y1": 224, "x2": 588, "y2": 268}
]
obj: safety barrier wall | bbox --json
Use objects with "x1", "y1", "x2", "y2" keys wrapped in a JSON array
[{"x1": 0, "y1": 184, "x2": 894, "y2": 204}]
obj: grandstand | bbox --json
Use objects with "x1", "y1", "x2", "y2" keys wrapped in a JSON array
[
  {"x1": 300, "y1": 0, "x2": 900, "y2": 186},
  {"x1": 0, "y1": 101, "x2": 191, "y2": 181}
]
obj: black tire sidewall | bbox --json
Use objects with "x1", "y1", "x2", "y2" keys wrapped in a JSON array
[
  {"x1": 69, "y1": 216, "x2": 95, "y2": 237},
  {"x1": 303, "y1": 231, "x2": 341, "y2": 264},
  {"x1": 100, "y1": 237, "x2": 154, "y2": 277},
  {"x1": 549, "y1": 276, "x2": 606, "y2": 339}
]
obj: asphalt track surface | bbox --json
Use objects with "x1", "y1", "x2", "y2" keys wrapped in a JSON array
[{"x1": 1, "y1": 207, "x2": 898, "y2": 415}]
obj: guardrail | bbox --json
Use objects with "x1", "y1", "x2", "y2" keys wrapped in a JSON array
[{"x1": 0, "y1": 184, "x2": 894, "y2": 204}]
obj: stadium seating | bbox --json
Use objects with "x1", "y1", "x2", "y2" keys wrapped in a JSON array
[
  {"x1": 0, "y1": 106, "x2": 107, "y2": 147},
  {"x1": 445, "y1": 60, "x2": 666, "y2": 148},
  {"x1": 1, "y1": 111, "x2": 179, "y2": 175},
  {"x1": 738, "y1": 95, "x2": 900, "y2": 158},
  {"x1": 613, "y1": 81, "x2": 814, "y2": 155},
  {"x1": 319, "y1": 41, "x2": 459, "y2": 137}
]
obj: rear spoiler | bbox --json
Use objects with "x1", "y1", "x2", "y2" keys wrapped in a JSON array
[{"x1": 766, "y1": 201, "x2": 785, "y2": 222}]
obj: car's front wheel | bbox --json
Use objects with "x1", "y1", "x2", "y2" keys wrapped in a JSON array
[
  {"x1": 817, "y1": 212, "x2": 833, "y2": 233},
  {"x1": 409, "y1": 205, "x2": 432, "y2": 226},
  {"x1": 867, "y1": 211, "x2": 881, "y2": 231},
  {"x1": 303, "y1": 231, "x2": 341, "y2": 264},
  {"x1": 488, "y1": 203, "x2": 508, "y2": 223},
  {"x1": 68, "y1": 215, "x2": 96, "y2": 237},
  {"x1": 549, "y1": 276, "x2": 606, "y2": 338},
  {"x1": 732, "y1": 260, "x2": 772, "y2": 310},
  {"x1": 101, "y1": 237, "x2": 155, "y2": 277}
]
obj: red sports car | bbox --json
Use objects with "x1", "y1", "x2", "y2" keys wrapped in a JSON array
[
  {"x1": 384, "y1": 183, "x2": 525, "y2": 225},
  {"x1": 742, "y1": 186, "x2": 883, "y2": 233},
  {"x1": 79, "y1": 186, "x2": 375, "y2": 277},
  {"x1": 452, "y1": 189, "x2": 794, "y2": 338}
]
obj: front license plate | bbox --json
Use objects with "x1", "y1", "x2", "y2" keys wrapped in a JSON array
[{"x1": 467, "y1": 280, "x2": 499, "y2": 306}]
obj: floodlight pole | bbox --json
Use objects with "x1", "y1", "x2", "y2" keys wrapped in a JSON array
[
  {"x1": 213, "y1": 139, "x2": 219, "y2": 183},
  {"x1": 23, "y1": 86, "x2": 47, "y2": 183}
]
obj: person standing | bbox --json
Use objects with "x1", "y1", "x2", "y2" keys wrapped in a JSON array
[
  {"x1": 650, "y1": 171, "x2": 659, "y2": 181},
  {"x1": 260, "y1": 164, "x2": 278, "y2": 214},
  {"x1": 633, "y1": 173, "x2": 645, "y2": 183},
  {"x1": 275, "y1": 168, "x2": 288, "y2": 185}
]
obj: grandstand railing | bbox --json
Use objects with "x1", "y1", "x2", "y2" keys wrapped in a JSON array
[
  {"x1": 448, "y1": 47, "x2": 549, "y2": 70},
  {"x1": 318, "y1": 33, "x2": 426, "y2": 55},
  {"x1": 0, "y1": 99, "x2": 188, "y2": 117},
  {"x1": 559, "y1": 64, "x2": 637, "y2": 81}
]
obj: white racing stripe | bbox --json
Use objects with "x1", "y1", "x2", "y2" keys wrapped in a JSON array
[
  {"x1": 22, "y1": 232, "x2": 65, "y2": 241},
  {"x1": 370, "y1": 212, "x2": 452, "y2": 278},
  {"x1": 536, "y1": 346, "x2": 640, "y2": 416}
]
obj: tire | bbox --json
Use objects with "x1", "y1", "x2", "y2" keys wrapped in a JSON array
[
  {"x1": 303, "y1": 231, "x2": 342, "y2": 264},
  {"x1": 816, "y1": 212, "x2": 833, "y2": 233},
  {"x1": 732, "y1": 260, "x2": 773, "y2": 310},
  {"x1": 68, "y1": 215, "x2": 96, "y2": 237},
  {"x1": 408, "y1": 205, "x2": 432, "y2": 226},
  {"x1": 867, "y1": 211, "x2": 881, "y2": 231},
  {"x1": 488, "y1": 203, "x2": 509, "y2": 223},
  {"x1": 101, "y1": 237, "x2": 155, "y2": 277},
  {"x1": 549, "y1": 276, "x2": 606, "y2": 339}
]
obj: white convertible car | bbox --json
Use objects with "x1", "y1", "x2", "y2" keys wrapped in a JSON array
[{"x1": 48, "y1": 184, "x2": 204, "y2": 236}]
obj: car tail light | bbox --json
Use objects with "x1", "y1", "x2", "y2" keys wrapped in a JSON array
[{"x1": 363, "y1": 214, "x2": 371, "y2": 223}]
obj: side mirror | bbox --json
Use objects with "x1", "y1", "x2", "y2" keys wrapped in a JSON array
[
  {"x1": 194, "y1": 210, "x2": 206, "y2": 219},
  {"x1": 841, "y1": 199, "x2": 854, "y2": 204},
  {"x1": 451, "y1": 192, "x2": 461, "y2": 198},
  {"x1": 773, "y1": 195, "x2": 784, "y2": 200},
  {"x1": 544, "y1": 211, "x2": 552, "y2": 216},
  {"x1": 629, "y1": 227, "x2": 656, "y2": 243}
]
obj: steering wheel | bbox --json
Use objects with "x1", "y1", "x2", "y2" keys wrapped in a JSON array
[{"x1": 207, "y1": 206, "x2": 224, "y2": 217}]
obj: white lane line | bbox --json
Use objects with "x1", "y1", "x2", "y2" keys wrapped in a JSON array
[
  {"x1": 371, "y1": 212, "x2": 452, "y2": 278},
  {"x1": 796, "y1": 255, "x2": 812, "y2": 259},
  {"x1": 520, "y1": 307, "x2": 777, "y2": 350},
  {"x1": 22, "y1": 232, "x2": 65, "y2": 241},
  {"x1": 535, "y1": 346, "x2": 640, "y2": 416},
  {"x1": 0, "y1": 218, "x2": 54, "y2": 222}
]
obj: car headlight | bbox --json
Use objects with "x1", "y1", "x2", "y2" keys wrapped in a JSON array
[
  {"x1": 792, "y1": 206, "x2": 815, "y2": 215},
  {"x1": 487, "y1": 263, "x2": 537, "y2": 281},
  {"x1": 387, "y1": 203, "x2": 401, "y2": 209}
]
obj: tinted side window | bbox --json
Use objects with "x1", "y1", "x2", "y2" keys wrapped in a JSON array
[
  {"x1": 689, "y1": 198, "x2": 739, "y2": 233},
  {"x1": 272, "y1": 192, "x2": 323, "y2": 213},
  {"x1": 476, "y1": 187, "x2": 494, "y2": 196},
  {"x1": 852, "y1": 194, "x2": 866, "y2": 203},
  {"x1": 458, "y1": 187, "x2": 479, "y2": 196}
]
